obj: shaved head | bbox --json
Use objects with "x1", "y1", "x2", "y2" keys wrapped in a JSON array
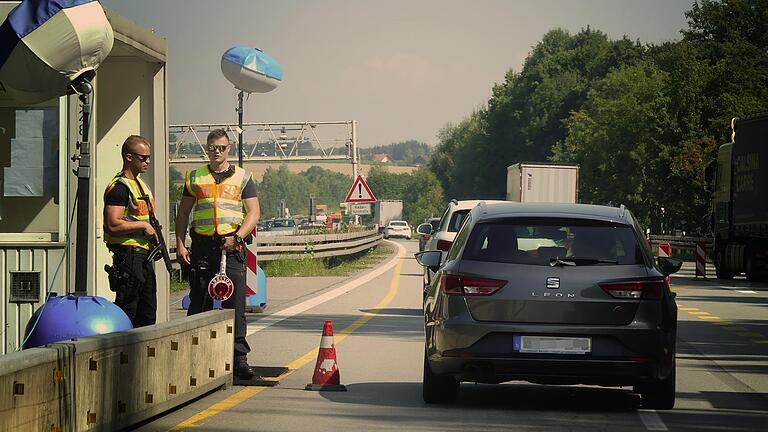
[{"x1": 121, "y1": 135, "x2": 150, "y2": 156}]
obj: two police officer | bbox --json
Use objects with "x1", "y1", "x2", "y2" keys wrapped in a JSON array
[{"x1": 174, "y1": 129, "x2": 260, "y2": 380}]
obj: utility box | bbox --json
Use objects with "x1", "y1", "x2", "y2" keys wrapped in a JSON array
[{"x1": 506, "y1": 163, "x2": 579, "y2": 203}]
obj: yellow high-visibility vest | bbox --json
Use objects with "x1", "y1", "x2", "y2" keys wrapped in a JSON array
[
  {"x1": 103, "y1": 172, "x2": 155, "y2": 250},
  {"x1": 186, "y1": 165, "x2": 251, "y2": 236}
]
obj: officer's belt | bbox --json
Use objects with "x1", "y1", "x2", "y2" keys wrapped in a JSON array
[{"x1": 109, "y1": 245, "x2": 151, "y2": 255}]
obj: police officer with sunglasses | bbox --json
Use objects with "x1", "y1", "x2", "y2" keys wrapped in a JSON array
[
  {"x1": 103, "y1": 135, "x2": 159, "y2": 327},
  {"x1": 174, "y1": 128, "x2": 260, "y2": 380}
]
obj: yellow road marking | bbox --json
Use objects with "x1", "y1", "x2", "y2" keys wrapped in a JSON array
[
  {"x1": 688, "y1": 311, "x2": 709, "y2": 315},
  {"x1": 679, "y1": 307, "x2": 699, "y2": 311},
  {"x1": 698, "y1": 316, "x2": 721, "y2": 320},
  {"x1": 169, "y1": 387, "x2": 265, "y2": 430},
  {"x1": 170, "y1": 255, "x2": 406, "y2": 431}
]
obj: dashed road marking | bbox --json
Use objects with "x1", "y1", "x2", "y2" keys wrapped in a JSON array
[
  {"x1": 638, "y1": 410, "x2": 668, "y2": 431},
  {"x1": 737, "y1": 290, "x2": 758, "y2": 294},
  {"x1": 170, "y1": 243, "x2": 407, "y2": 431}
]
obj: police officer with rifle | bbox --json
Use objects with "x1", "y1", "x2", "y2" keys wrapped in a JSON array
[{"x1": 103, "y1": 135, "x2": 170, "y2": 327}]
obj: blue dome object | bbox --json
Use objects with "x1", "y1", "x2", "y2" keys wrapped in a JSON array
[
  {"x1": 23, "y1": 295, "x2": 132, "y2": 349},
  {"x1": 221, "y1": 46, "x2": 282, "y2": 93}
]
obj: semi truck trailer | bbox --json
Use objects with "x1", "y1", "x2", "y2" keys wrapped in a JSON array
[
  {"x1": 506, "y1": 163, "x2": 579, "y2": 203},
  {"x1": 713, "y1": 113, "x2": 768, "y2": 281},
  {"x1": 374, "y1": 199, "x2": 403, "y2": 231}
]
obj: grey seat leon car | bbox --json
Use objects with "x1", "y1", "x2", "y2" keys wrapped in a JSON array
[{"x1": 415, "y1": 202, "x2": 682, "y2": 409}]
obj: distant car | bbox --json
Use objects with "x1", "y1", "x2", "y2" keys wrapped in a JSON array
[
  {"x1": 415, "y1": 202, "x2": 681, "y2": 408},
  {"x1": 384, "y1": 220, "x2": 412, "y2": 239},
  {"x1": 417, "y1": 217, "x2": 441, "y2": 251},
  {"x1": 269, "y1": 218, "x2": 297, "y2": 233},
  {"x1": 422, "y1": 199, "x2": 506, "y2": 286}
]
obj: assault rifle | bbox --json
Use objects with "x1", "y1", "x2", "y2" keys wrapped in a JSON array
[{"x1": 135, "y1": 180, "x2": 173, "y2": 274}]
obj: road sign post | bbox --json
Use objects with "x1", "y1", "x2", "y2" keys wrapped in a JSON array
[
  {"x1": 345, "y1": 175, "x2": 376, "y2": 203},
  {"x1": 344, "y1": 175, "x2": 376, "y2": 225}
]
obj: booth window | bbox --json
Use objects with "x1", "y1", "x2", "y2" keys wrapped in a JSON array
[{"x1": 0, "y1": 99, "x2": 63, "y2": 241}]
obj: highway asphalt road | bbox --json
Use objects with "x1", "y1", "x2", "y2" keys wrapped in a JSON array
[{"x1": 138, "y1": 240, "x2": 768, "y2": 431}]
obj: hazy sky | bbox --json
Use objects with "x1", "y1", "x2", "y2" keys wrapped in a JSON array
[{"x1": 100, "y1": 0, "x2": 694, "y2": 148}]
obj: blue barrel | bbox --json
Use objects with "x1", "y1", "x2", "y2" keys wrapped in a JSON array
[
  {"x1": 181, "y1": 294, "x2": 221, "y2": 310},
  {"x1": 247, "y1": 265, "x2": 268, "y2": 311},
  {"x1": 23, "y1": 295, "x2": 133, "y2": 349}
]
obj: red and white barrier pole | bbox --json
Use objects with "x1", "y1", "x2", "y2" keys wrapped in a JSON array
[
  {"x1": 658, "y1": 242, "x2": 671, "y2": 259},
  {"x1": 695, "y1": 242, "x2": 707, "y2": 279},
  {"x1": 658, "y1": 242, "x2": 672, "y2": 284}
]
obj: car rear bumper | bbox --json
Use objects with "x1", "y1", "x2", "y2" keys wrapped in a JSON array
[
  {"x1": 429, "y1": 355, "x2": 660, "y2": 386},
  {"x1": 386, "y1": 231, "x2": 411, "y2": 238},
  {"x1": 426, "y1": 321, "x2": 674, "y2": 386}
]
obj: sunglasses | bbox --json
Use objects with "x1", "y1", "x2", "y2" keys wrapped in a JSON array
[
  {"x1": 206, "y1": 144, "x2": 229, "y2": 153},
  {"x1": 130, "y1": 153, "x2": 151, "y2": 162}
]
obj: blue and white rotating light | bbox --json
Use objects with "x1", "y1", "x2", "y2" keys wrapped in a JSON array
[{"x1": 221, "y1": 46, "x2": 282, "y2": 94}]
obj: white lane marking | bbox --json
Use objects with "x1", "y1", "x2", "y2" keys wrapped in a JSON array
[
  {"x1": 638, "y1": 410, "x2": 668, "y2": 431},
  {"x1": 245, "y1": 241, "x2": 407, "y2": 336},
  {"x1": 737, "y1": 290, "x2": 758, "y2": 294}
]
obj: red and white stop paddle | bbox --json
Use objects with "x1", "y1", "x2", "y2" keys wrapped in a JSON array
[{"x1": 208, "y1": 249, "x2": 234, "y2": 301}]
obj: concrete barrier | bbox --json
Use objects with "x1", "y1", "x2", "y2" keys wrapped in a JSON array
[
  {"x1": 0, "y1": 346, "x2": 69, "y2": 431},
  {"x1": 0, "y1": 310, "x2": 234, "y2": 431}
]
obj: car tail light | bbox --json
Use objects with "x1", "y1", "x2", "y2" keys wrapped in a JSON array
[
  {"x1": 436, "y1": 239, "x2": 453, "y2": 251},
  {"x1": 440, "y1": 274, "x2": 506, "y2": 296},
  {"x1": 423, "y1": 235, "x2": 431, "y2": 241},
  {"x1": 599, "y1": 279, "x2": 664, "y2": 299}
]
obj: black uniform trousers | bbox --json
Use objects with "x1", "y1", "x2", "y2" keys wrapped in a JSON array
[
  {"x1": 187, "y1": 232, "x2": 251, "y2": 361},
  {"x1": 109, "y1": 245, "x2": 157, "y2": 328}
]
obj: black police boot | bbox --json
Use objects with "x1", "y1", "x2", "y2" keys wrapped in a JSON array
[{"x1": 234, "y1": 356, "x2": 255, "y2": 380}]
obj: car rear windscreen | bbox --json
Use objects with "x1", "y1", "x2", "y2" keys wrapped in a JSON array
[
  {"x1": 463, "y1": 218, "x2": 644, "y2": 266},
  {"x1": 448, "y1": 210, "x2": 470, "y2": 232}
]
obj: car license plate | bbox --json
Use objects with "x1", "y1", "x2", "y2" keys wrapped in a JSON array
[{"x1": 513, "y1": 335, "x2": 591, "y2": 354}]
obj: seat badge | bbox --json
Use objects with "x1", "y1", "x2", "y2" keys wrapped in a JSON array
[{"x1": 546, "y1": 277, "x2": 560, "y2": 289}]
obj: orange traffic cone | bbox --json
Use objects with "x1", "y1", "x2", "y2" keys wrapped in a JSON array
[{"x1": 305, "y1": 320, "x2": 347, "y2": 391}]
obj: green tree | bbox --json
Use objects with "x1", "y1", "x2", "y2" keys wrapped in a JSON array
[
  {"x1": 257, "y1": 166, "x2": 313, "y2": 218},
  {"x1": 401, "y1": 167, "x2": 445, "y2": 225},
  {"x1": 553, "y1": 62, "x2": 674, "y2": 228}
]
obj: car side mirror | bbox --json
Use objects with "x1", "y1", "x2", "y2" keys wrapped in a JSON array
[
  {"x1": 657, "y1": 257, "x2": 683, "y2": 276},
  {"x1": 416, "y1": 223, "x2": 433, "y2": 236},
  {"x1": 415, "y1": 250, "x2": 442, "y2": 273}
]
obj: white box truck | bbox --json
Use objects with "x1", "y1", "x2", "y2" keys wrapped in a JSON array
[
  {"x1": 506, "y1": 163, "x2": 579, "y2": 203},
  {"x1": 374, "y1": 200, "x2": 403, "y2": 231}
]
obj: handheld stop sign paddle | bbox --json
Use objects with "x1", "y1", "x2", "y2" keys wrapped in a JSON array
[{"x1": 208, "y1": 249, "x2": 234, "y2": 301}]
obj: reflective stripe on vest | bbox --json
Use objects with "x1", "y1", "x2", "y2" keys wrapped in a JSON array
[
  {"x1": 186, "y1": 165, "x2": 250, "y2": 236},
  {"x1": 103, "y1": 172, "x2": 155, "y2": 250}
]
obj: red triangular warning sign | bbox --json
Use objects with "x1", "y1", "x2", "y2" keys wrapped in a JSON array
[{"x1": 345, "y1": 175, "x2": 377, "y2": 203}]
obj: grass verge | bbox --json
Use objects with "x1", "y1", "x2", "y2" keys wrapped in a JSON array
[
  {"x1": 167, "y1": 241, "x2": 398, "y2": 289},
  {"x1": 261, "y1": 241, "x2": 396, "y2": 277},
  {"x1": 170, "y1": 270, "x2": 188, "y2": 293}
]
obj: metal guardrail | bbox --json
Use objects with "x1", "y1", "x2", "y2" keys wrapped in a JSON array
[
  {"x1": 648, "y1": 235, "x2": 712, "y2": 252},
  {"x1": 168, "y1": 228, "x2": 382, "y2": 264}
]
